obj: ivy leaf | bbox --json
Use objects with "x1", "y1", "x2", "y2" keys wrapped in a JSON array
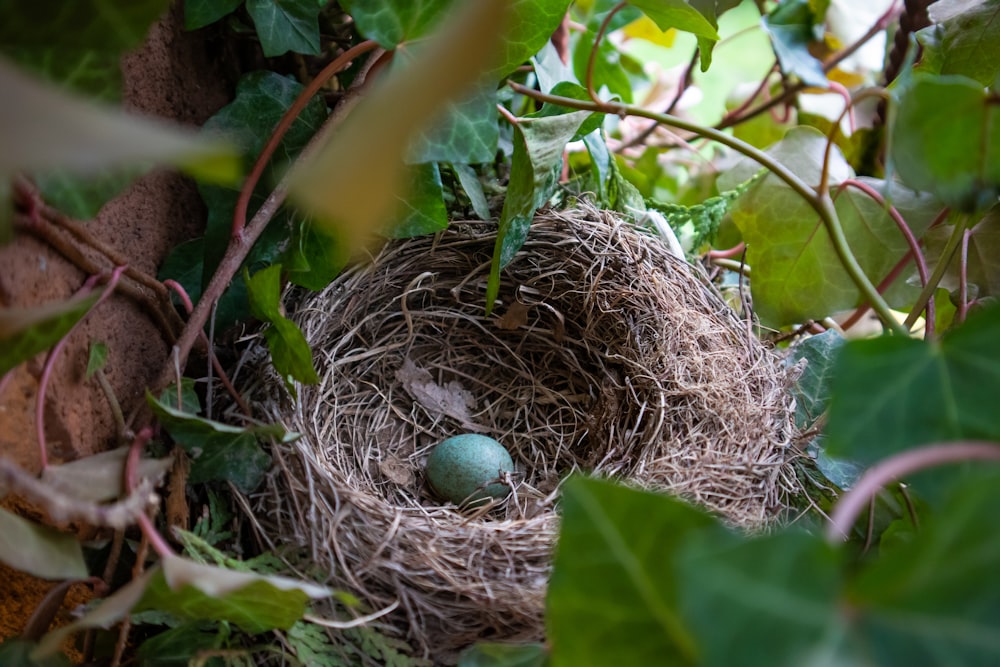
[
  {"x1": 452, "y1": 163, "x2": 492, "y2": 220},
  {"x1": 135, "y1": 555, "x2": 331, "y2": 634},
  {"x1": 788, "y1": 329, "x2": 845, "y2": 429},
  {"x1": 0, "y1": 292, "x2": 99, "y2": 376},
  {"x1": 459, "y1": 643, "x2": 548, "y2": 667},
  {"x1": 147, "y1": 392, "x2": 281, "y2": 492},
  {"x1": 246, "y1": 264, "x2": 319, "y2": 386},
  {"x1": 677, "y1": 530, "x2": 844, "y2": 667},
  {"x1": 916, "y1": 0, "x2": 1000, "y2": 86},
  {"x1": 547, "y1": 476, "x2": 716, "y2": 666},
  {"x1": 849, "y1": 471, "x2": 1000, "y2": 664},
  {"x1": 283, "y1": 217, "x2": 348, "y2": 291},
  {"x1": 0, "y1": 0, "x2": 169, "y2": 98},
  {"x1": 721, "y1": 128, "x2": 937, "y2": 326},
  {"x1": 0, "y1": 639, "x2": 70, "y2": 667},
  {"x1": 889, "y1": 74, "x2": 1000, "y2": 213},
  {"x1": 407, "y1": 80, "x2": 499, "y2": 164},
  {"x1": 384, "y1": 163, "x2": 449, "y2": 238},
  {"x1": 825, "y1": 304, "x2": 1000, "y2": 466},
  {"x1": 245, "y1": 0, "x2": 322, "y2": 56},
  {"x1": 85, "y1": 341, "x2": 108, "y2": 380},
  {"x1": 922, "y1": 205, "x2": 1000, "y2": 298},
  {"x1": 34, "y1": 167, "x2": 142, "y2": 221},
  {"x1": 289, "y1": 0, "x2": 507, "y2": 254},
  {"x1": 134, "y1": 621, "x2": 223, "y2": 666},
  {"x1": 572, "y1": 30, "x2": 635, "y2": 103},
  {"x1": 762, "y1": 0, "x2": 828, "y2": 87},
  {"x1": 0, "y1": 509, "x2": 88, "y2": 580},
  {"x1": 185, "y1": 0, "x2": 243, "y2": 30},
  {"x1": 0, "y1": 59, "x2": 239, "y2": 184},
  {"x1": 486, "y1": 109, "x2": 593, "y2": 313},
  {"x1": 631, "y1": 0, "x2": 721, "y2": 70}
]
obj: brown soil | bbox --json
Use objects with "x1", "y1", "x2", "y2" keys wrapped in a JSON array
[{"x1": 0, "y1": 3, "x2": 233, "y2": 655}]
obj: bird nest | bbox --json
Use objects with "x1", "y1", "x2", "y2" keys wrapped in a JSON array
[{"x1": 238, "y1": 205, "x2": 800, "y2": 657}]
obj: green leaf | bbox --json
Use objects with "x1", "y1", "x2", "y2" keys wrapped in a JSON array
[
  {"x1": 290, "y1": 0, "x2": 508, "y2": 254},
  {"x1": 34, "y1": 167, "x2": 142, "y2": 220},
  {"x1": 762, "y1": 0, "x2": 828, "y2": 87},
  {"x1": 533, "y1": 82, "x2": 605, "y2": 140},
  {"x1": 0, "y1": 0, "x2": 169, "y2": 98},
  {"x1": 572, "y1": 31, "x2": 634, "y2": 103},
  {"x1": 245, "y1": 0, "x2": 322, "y2": 57},
  {"x1": 916, "y1": 0, "x2": 1000, "y2": 86},
  {"x1": 407, "y1": 80, "x2": 499, "y2": 165},
  {"x1": 134, "y1": 621, "x2": 223, "y2": 667},
  {"x1": 384, "y1": 162, "x2": 449, "y2": 238},
  {"x1": 344, "y1": 0, "x2": 570, "y2": 81},
  {"x1": 185, "y1": 0, "x2": 243, "y2": 30},
  {"x1": 0, "y1": 639, "x2": 70, "y2": 667},
  {"x1": 547, "y1": 476, "x2": 716, "y2": 666},
  {"x1": 849, "y1": 471, "x2": 1000, "y2": 664},
  {"x1": 889, "y1": 74, "x2": 1000, "y2": 212},
  {"x1": 826, "y1": 304, "x2": 1000, "y2": 465},
  {"x1": 41, "y1": 447, "x2": 172, "y2": 503},
  {"x1": 283, "y1": 217, "x2": 348, "y2": 291},
  {"x1": 452, "y1": 163, "x2": 492, "y2": 220},
  {"x1": 486, "y1": 110, "x2": 593, "y2": 312},
  {"x1": 459, "y1": 643, "x2": 548, "y2": 667},
  {"x1": 722, "y1": 128, "x2": 938, "y2": 326},
  {"x1": 0, "y1": 292, "x2": 99, "y2": 376},
  {"x1": 0, "y1": 60, "x2": 239, "y2": 182},
  {"x1": 136, "y1": 555, "x2": 330, "y2": 634},
  {"x1": 158, "y1": 237, "x2": 206, "y2": 311},
  {"x1": 246, "y1": 264, "x2": 320, "y2": 386},
  {"x1": 0, "y1": 509, "x2": 88, "y2": 580},
  {"x1": 788, "y1": 329, "x2": 845, "y2": 429},
  {"x1": 631, "y1": 0, "x2": 721, "y2": 70},
  {"x1": 147, "y1": 392, "x2": 277, "y2": 492},
  {"x1": 677, "y1": 531, "x2": 844, "y2": 667},
  {"x1": 922, "y1": 205, "x2": 1000, "y2": 298},
  {"x1": 85, "y1": 341, "x2": 108, "y2": 380}
]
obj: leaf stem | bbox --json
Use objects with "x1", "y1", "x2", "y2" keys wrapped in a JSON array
[
  {"x1": 825, "y1": 441, "x2": 1000, "y2": 542},
  {"x1": 509, "y1": 82, "x2": 907, "y2": 335},
  {"x1": 902, "y1": 214, "x2": 969, "y2": 332},
  {"x1": 585, "y1": 2, "x2": 627, "y2": 104}
]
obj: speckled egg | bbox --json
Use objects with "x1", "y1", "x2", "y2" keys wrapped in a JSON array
[{"x1": 425, "y1": 434, "x2": 514, "y2": 506}]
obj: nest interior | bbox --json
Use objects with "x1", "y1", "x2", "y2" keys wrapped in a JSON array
[{"x1": 242, "y1": 206, "x2": 798, "y2": 655}]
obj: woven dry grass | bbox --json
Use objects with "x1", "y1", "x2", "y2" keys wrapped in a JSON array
[{"x1": 239, "y1": 205, "x2": 799, "y2": 656}]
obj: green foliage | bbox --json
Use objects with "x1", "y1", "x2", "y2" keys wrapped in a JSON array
[
  {"x1": 630, "y1": 0, "x2": 720, "y2": 70},
  {"x1": 458, "y1": 643, "x2": 547, "y2": 667},
  {"x1": 0, "y1": 292, "x2": 98, "y2": 376},
  {"x1": 246, "y1": 0, "x2": 323, "y2": 57},
  {"x1": 889, "y1": 74, "x2": 1000, "y2": 212},
  {"x1": 0, "y1": 0, "x2": 169, "y2": 98},
  {"x1": 384, "y1": 163, "x2": 450, "y2": 238},
  {"x1": 721, "y1": 127, "x2": 938, "y2": 326},
  {"x1": 0, "y1": 639, "x2": 70, "y2": 667},
  {"x1": 761, "y1": 0, "x2": 827, "y2": 87},
  {"x1": 0, "y1": 509, "x2": 88, "y2": 580},
  {"x1": 245, "y1": 264, "x2": 320, "y2": 387},
  {"x1": 185, "y1": 0, "x2": 242, "y2": 30},
  {"x1": 486, "y1": 109, "x2": 593, "y2": 311},
  {"x1": 135, "y1": 621, "x2": 225, "y2": 667},
  {"x1": 917, "y1": 0, "x2": 1000, "y2": 86},
  {"x1": 85, "y1": 340, "x2": 109, "y2": 380},
  {"x1": 147, "y1": 391, "x2": 281, "y2": 492},
  {"x1": 825, "y1": 303, "x2": 1000, "y2": 466},
  {"x1": 787, "y1": 329, "x2": 845, "y2": 429}
]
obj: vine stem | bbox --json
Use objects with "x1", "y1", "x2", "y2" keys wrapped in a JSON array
[
  {"x1": 36, "y1": 266, "x2": 126, "y2": 469},
  {"x1": 585, "y1": 2, "x2": 627, "y2": 104},
  {"x1": 508, "y1": 82, "x2": 908, "y2": 335},
  {"x1": 825, "y1": 441, "x2": 1000, "y2": 542},
  {"x1": 903, "y1": 214, "x2": 969, "y2": 331},
  {"x1": 150, "y1": 42, "x2": 381, "y2": 397}
]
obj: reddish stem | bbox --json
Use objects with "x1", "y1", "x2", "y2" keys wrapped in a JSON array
[
  {"x1": 232, "y1": 40, "x2": 380, "y2": 239},
  {"x1": 126, "y1": 427, "x2": 176, "y2": 559},
  {"x1": 36, "y1": 266, "x2": 126, "y2": 469},
  {"x1": 826, "y1": 441, "x2": 1000, "y2": 542},
  {"x1": 585, "y1": 2, "x2": 627, "y2": 104},
  {"x1": 956, "y1": 228, "x2": 972, "y2": 324},
  {"x1": 707, "y1": 242, "x2": 746, "y2": 260}
]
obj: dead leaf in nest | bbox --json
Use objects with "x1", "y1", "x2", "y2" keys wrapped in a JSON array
[
  {"x1": 378, "y1": 455, "x2": 414, "y2": 487},
  {"x1": 496, "y1": 301, "x2": 532, "y2": 330},
  {"x1": 395, "y1": 358, "x2": 481, "y2": 430}
]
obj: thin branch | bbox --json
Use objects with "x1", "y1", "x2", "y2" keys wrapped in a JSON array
[
  {"x1": 825, "y1": 441, "x2": 1000, "y2": 542},
  {"x1": 586, "y1": 2, "x2": 628, "y2": 104},
  {"x1": 508, "y1": 82, "x2": 907, "y2": 335},
  {"x1": 619, "y1": 46, "x2": 701, "y2": 151}
]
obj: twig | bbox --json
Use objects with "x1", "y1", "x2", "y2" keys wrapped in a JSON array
[
  {"x1": 36, "y1": 266, "x2": 126, "y2": 468},
  {"x1": 150, "y1": 42, "x2": 382, "y2": 398},
  {"x1": 618, "y1": 47, "x2": 701, "y2": 151},
  {"x1": 508, "y1": 82, "x2": 907, "y2": 335},
  {"x1": 585, "y1": 2, "x2": 628, "y2": 104},
  {"x1": 825, "y1": 441, "x2": 1000, "y2": 542}
]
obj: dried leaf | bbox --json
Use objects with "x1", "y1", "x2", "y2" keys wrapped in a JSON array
[
  {"x1": 395, "y1": 358, "x2": 480, "y2": 430},
  {"x1": 496, "y1": 301, "x2": 532, "y2": 330}
]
